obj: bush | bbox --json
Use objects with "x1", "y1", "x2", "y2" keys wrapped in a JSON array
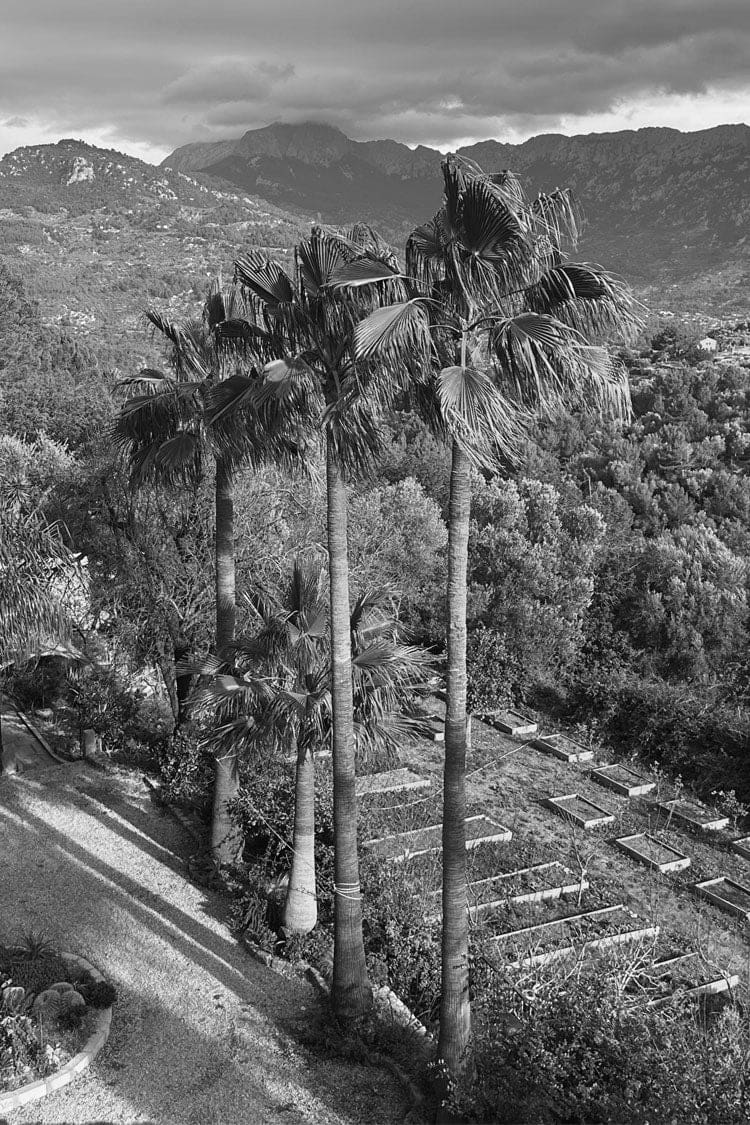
[
  {"x1": 457, "y1": 961, "x2": 750, "y2": 1124},
  {"x1": 567, "y1": 669, "x2": 750, "y2": 801},
  {"x1": 360, "y1": 855, "x2": 441, "y2": 1026},
  {"x1": 157, "y1": 726, "x2": 214, "y2": 815}
]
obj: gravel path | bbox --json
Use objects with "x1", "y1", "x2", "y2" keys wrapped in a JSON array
[{"x1": 0, "y1": 749, "x2": 408, "y2": 1125}]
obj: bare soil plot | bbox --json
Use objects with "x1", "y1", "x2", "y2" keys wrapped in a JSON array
[
  {"x1": 426, "y1": 861, "x2": 588, "y2": 918},
  {"x1": 545, "y1": 793, "x2": 616, "y2": 829},
  {"x1": 592, "y1": 763, "x2": 656, "y2": 797},
  {"x1": 398, "y1": 715, "x2": 750, "y2": 988},
  {"x1": 365, "y1": 814, "x2": 511, "y2": 862},
  {"x1": 656, "y1": 799, "x2": 729, "y2": 832},
  {"x1": 533, "y1": 732, "x2": 594, "y2": 763},
  {"x1": 695, "y1": 877, "x2": 750, "y2": 920},
  {"x1": 615, "y1": 833, "x2": 691, "y2": 874},
  {"x1": 482, "y1": 709, "x2": 538, "y2": 736},
  {"x1": 487, "y1": 904, "x2": 659, "y2": 968},
  {"x1": 356, "y1": 768, "x2": 430, "y2": 797}
]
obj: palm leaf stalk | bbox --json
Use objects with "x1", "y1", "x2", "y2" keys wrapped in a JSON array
[
  {"x1": 355, "y1": 154, "x2": 639, "y2": 1085},
  {"x1": 191, "y1": 560, "x2": 436, "y2": 937},
  {"x1": 114, "y1": 282, "x2": 301, "y2": 865}
]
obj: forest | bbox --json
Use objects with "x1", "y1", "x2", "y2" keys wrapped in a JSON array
[{"x1": 3, "y1": 156, "x2": 750, "y2": 1123}]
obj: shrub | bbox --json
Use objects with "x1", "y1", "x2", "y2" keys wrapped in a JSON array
[
  {"x1": 454, "y1": 960, "x2": 750, "y2": 1124},
  {"x1": 157, "y1": 726, "x2": 214, "y2": 815},
  {"x1": 360, "y1": 855, "x2": 441, "y2": 1027},
  {"x1": 80, "y1": 980, "x2": 117, "y2": 1009}
]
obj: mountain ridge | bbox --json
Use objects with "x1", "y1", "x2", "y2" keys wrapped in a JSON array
[{"x1": 163, "y1": 121, "x2": 750, "y2": 302}]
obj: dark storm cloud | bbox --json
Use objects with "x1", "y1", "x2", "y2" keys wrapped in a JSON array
[{"x1": 1, "y1": 0, "x2": 748, "y2": 154}]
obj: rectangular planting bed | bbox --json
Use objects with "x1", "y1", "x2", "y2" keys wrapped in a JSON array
[
  {"x1": 490, "y1": 904, "x2": 659, "y2": 968},
  {"x1": 356, "y1": 768, "x2": 431, "y2": 797},
  {"x1": 427, "y1": 861, "x2": 588, "y2": 918},
  {"x1": 591, "y1": 763, "x2": 655, "y2": 797},
  {"x1": 483, "y1": 709, "x2": 538, "y2": 737},
  {"x1": 544, "y1": 793, "x2": 616, "y2": 829},
  {"x1": 694, "y1": 876, "x2": 750, "y2": 919},
  {"x1": 533, "y1": 733, "x2": 594, "y2": 763},
  {"x1": 732, "y1": 836, "x2": 750, "y2": 861},
  {"x1": 424, "y1": 717, "x2": 445, "y2": 742},
  {"x1": 657, "y1": 799, "x2": 729, "y2": 832},
  {"x1": 615, "y1": 833, "x2": 691, "y2": 874},
  {"x1": 645, "y1": 952, "x2": 740, "y2": 1004},
  {"x1": 366, "y1": 814, "x2": 511, "y2": 863}
]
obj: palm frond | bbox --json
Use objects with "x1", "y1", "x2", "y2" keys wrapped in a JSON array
[
  {"x1": 234, "y1": 252, "x2": 295, "y2": 307},
  {"x1": 353, "y1": 300, "x2": 431, "y2": 365},
  {"x1": 436, "y1": 362, "x2": 525, "y2": 468},
  {"x1": 525, "y1": 263, "x2": 643, "y2": 341}
]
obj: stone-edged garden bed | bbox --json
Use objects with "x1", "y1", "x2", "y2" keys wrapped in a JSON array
[
  {"x1": 544, "y1": 792, "x2": 616, "y2": 829},
  {"x1": 0, "y1": 948, "x2": 115, "y2": 1116},
  {"x1": 532, "y1": 732, "x2": 594, "y2": 763},
  {"x1": 486, "y1": 903, "x2": 659, "y2": 968},
  {"x1": 591, "y1": 763, "x2": 656, "y2": 798},
  {"x1": 365, "y1": 814, "x2": 512, "y2": 862},
  {"x1": 615, "y1": 832, "x2": 691, "y2": 874},
  {"x1": 656, "y1": 799, "x2": 729, "y2": 832},
  {"x1": 481, "y1": 709, "x2": 538, "y2": 737},
  {"x1": 425, "y1": 860, "x2": 588, "y2": 919},
  {"x1": 694, "y1": 876, "x2": 750, "y2": 920},
  {"x1": 356, "y1": 768, "x2": 431, "y2": 797}
]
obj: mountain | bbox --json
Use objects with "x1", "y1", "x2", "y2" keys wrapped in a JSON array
[
  {"x1": 0, "y1": 138, "x2": 306, "y2": 367},
  {"x1": 164, "y1": 122, "x2": 750, "y2": 312}
]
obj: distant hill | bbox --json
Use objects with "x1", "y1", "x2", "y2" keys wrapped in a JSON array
[
  {"x1": 164, "y1": 121, "x2": 750, "y2": 313},
  {"x1": 0, "y1": 138, "x2": 306, "y2": 367}
]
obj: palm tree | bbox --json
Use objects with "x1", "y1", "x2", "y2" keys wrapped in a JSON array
[
  {"x1": 115, "y1": 282, "x2": 297, "y2": 865},
  {"x1": 0, "y1": 509, "x2": 78, "y2": 770},
  {"x1": 354, "y1": 155, "x2": 639, "y2": 1083},
  {"x1": 193, "y1": 559, "x2": 435, "y2": 935},
  {"x1": 209, "y1": 232, "x2": 418, "y2": 1014}
]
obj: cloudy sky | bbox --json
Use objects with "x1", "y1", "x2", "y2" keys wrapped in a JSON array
[{"x1": 1, "y1": 0, "x2": 748, "y2": 163}]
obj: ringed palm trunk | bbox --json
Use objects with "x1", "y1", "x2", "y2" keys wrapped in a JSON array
[
  {"x1": 438, "y1": 440, "x2": 472, "y2": 1082},
  {"x1": 282, "y1": 738, "x2": 318, "y2": 934},
  {"x1": 326, "y1": 437, "x2": 372, "y2": 1016},
  {"x1": 210, "y1": 453, "x2": 243, "y2": 864}
]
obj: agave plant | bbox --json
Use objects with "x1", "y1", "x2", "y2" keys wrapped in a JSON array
[{"x1": 354, "y1": 154, "x2": 640, "y2": 1080}]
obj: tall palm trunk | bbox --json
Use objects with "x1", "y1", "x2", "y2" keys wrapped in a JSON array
[
  {"x1": 438, "y1": 440, "x2": 472, "y2": 1081},
  {"x1": 283, "y1": 738, "x2": 318, "y2": 934},
  {"x1": 210, "y1": 453, "x2": 243, "y2": 864},
  {"x1": 326, "y1": 438, "x2": 371, "y2": 1017}
]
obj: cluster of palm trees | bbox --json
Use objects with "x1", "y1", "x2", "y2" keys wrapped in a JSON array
[{"x1": 115, "y1": 155, "x2": 638, "y2": 1084}]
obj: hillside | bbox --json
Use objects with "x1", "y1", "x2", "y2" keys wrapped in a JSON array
[
  {"x1": 164, "y1": 122, "x2": 750, "y2": 313},
  {"x1": 0, "y1": 139, "x2": 306, "y2": 369}
]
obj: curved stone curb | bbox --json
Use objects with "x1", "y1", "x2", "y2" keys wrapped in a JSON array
[
  {"x1": 237, "y1": 933, "x2": 431, "y2": 1115},
  {"x1": 6, "y1": 697, "x2": 69, "y2": 765},
  {"x1": 0, "y1": 953, "x2": 113, "y2": 1115}
]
